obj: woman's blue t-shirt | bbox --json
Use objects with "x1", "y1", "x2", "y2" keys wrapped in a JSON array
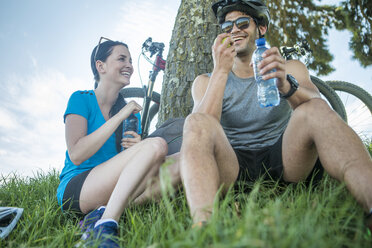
[{"x1": 56, "y1": 90, "x2": 141, "y2": 206}]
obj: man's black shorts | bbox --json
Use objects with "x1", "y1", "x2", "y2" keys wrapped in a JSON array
[{"x1": 234, "y1": 134, "x2": 324, "y2": 184}]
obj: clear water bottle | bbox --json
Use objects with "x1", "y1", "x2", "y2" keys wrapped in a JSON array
[
  {"x1": 252, "y1": 37, "x2": 280, "y2": 107},
  {"x1": 122, "y1": 113, "x2": 138, "y2": 150}
]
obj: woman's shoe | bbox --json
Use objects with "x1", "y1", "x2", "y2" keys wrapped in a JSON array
[
  {"x1": 79, "y1": 207, "x2": 105, "y2": 240},
  {"x1": 89, "y1": 221, "x2": 119, "y2": 248}
]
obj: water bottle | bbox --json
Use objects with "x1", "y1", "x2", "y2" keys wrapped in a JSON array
[
  {"x1": 252, "y1": 37, "x2": 280, "y2": 107},
  {"x1": 122, "y1": 113, "x2": 138, "y2": 150}
]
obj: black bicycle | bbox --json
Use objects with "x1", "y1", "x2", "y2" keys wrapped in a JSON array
[
  {"x1": 120, "y1": 37, "x2": 164, "y2": 138},
  {"x1": 281, "y1": 41, "x2": 372, "y2": 140}
]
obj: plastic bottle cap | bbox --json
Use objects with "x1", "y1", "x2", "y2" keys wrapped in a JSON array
[{"x1": 255, "y1": 38, "x2": 266, "y2": 46}]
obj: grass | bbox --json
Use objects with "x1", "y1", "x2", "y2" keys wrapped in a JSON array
[
  {"x1": 1, "y1": 143, "x2": 372, "y2": 247},
  {"x1": 1, "y1": 167, "x2": 371, "y2": 248}
]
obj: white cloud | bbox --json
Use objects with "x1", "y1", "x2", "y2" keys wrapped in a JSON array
[
  {"x1": 110, "y1": 1, "x2": 180, "y2": 91},
  {"x1": 0, "y1": 68, "x2": 87, "y2": 177},
  {"x1": 0, "y1": 108, "x2": 19, "y2": 129},
  {"x1": 30, "y1": 54, "x2": 38, "y2": 68}
]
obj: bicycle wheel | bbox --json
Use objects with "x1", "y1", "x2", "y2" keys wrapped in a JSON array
[
  {"x1": 310, "y1": 76, "x2": 347, "y2": 121},
  {"x1": 327, "y1": 80, "x2": 372, "y2": 141},
  {"x1": 120, "y1": 87, "x2": 161, "y2": 134}
]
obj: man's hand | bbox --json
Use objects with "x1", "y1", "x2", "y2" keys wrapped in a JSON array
[
  {"x1": 257, "y1": 47, "x2": 290, "y2": 94},
  {"x1": 212, "y1": 33, "x2": 236, "y2": 74}
]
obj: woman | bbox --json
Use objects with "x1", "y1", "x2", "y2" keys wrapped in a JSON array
[{"x1": 57, "y1": 38, "x2": 174, "y2": 247}]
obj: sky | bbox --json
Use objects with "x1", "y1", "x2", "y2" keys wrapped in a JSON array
[{"x1": 0, "y1": 0, "x2": 371, "y2": 178}]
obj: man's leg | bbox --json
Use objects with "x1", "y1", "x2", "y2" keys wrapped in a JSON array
[
  {"x1": 180, "y1": 113, "x2": 239, "y2": 223},
  {"x1": 282, "y1": 98, "x2": 372, "y2": 211}
]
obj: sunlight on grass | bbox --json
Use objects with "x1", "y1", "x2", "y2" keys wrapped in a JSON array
[{"x1": 0, "y1": 167, "x2": 371, "y2": 247}]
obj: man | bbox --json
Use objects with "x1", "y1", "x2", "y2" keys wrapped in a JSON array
[{"x1": 179, "y1": 0, "x2": 372, "y2": 231}]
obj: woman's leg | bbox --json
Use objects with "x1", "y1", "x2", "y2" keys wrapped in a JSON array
[
  {"x1": 132, "y1": 153, "x2": 181, "y2": 205},
  {"x1": 79, "y1": 137, "x2": 167, "y2": 222}
]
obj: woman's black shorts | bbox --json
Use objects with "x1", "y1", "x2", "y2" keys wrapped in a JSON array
[{"x1": 62, "y1": 169, "x2": 92, "y2": 213}]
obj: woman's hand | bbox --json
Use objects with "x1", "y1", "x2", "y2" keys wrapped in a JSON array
[
  {"x1": 121, "y1": 131, "x2": 142, "y2": 149},
  {"x1": 119, "y1": 100, "x2": 142, "y2": 119}
]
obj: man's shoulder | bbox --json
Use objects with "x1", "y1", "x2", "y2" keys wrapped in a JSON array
[
  {"x1": 193, "y1": 73, "x2": 210, "y2": 85},
  {"x1": 197, "y1": 73, "x2": 211, "y2": 79}
]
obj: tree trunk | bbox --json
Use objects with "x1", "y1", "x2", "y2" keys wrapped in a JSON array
[{"x1": 157, "y1": 0, "x2": 218, "y2": 126}]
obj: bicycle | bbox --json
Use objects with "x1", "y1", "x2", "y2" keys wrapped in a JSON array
[
  {"x1": 120, "y1": 37, "x2": 164, "y2": 138},
  {"x1": 280, "y1": 41, "x2": 372, "y2": 140},
  {"x1": 327, "y1": 80, "x2": 372, "y2": 140}
]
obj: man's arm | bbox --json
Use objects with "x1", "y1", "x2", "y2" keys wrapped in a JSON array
[
  {"x1": 282, "y1": 59, "x2": 321, "y2": 109},
  {"x1": 191, "y1": 34, "x2": 235, "y2": 120},
  {"x1": 258, "y1": 47, "x2": 320, "y2": 109},
  {"x1": 191, "y1": 72, "x2": 228, "y2": 120}
]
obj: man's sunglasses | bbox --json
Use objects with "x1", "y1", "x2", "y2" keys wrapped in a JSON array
[
  {"x1": 220, "y1": 17, "x2": 251, "y2": 33},
  {"x1": 93, "y1": 36, "x2": 113, "y2": 62}
]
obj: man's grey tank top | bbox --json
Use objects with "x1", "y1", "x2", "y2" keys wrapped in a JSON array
[{"x1": 216, "y1": 71, "x2": 292, "y2": 150}]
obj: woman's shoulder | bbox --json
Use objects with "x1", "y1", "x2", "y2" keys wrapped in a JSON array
[
  {"x1": 71, "y1": 89, "x2": 95, "y2": 97},
  {"x1": 65, "y1": 90, "x2": 97, "y2": 120},
  {"x1": 69, "y1": 90, "x2": 95, "y2": 101},
  {"x1": 67, "y1": 90, "x2": 96, "y2": 107}
]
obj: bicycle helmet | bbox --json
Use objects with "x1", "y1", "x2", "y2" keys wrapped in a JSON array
[
  {"x1": 0, "y1": 207, "x2": 24, "y2": 239},
  {"x1": 212, "y1": 0, "x2": 270, "y2": 29}
]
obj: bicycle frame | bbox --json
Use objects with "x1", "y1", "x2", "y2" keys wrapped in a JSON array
[{"x1": 141, "y1": 38, "x2": 166, "y2": 138}]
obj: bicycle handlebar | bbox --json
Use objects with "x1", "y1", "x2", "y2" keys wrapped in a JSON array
[
  {"x1": 142, "y1": 37, "x2": 165, "y2": 57},
  {"x1": 141, "y1": 37, "x2": 166, "y2": 72},
  {"x1": 280, "y1": 40, "x2": 313, "y2": 65}
]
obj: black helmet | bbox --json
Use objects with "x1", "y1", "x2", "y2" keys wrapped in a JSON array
[{"x1": 212, "y1": 0, "x2": 270, "y2": 28}]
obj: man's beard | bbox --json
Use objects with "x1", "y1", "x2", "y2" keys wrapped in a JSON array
[{"x1": 236, "y1": 41, "x2": 255, "y2": 58}]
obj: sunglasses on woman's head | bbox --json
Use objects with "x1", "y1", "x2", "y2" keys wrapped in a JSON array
[
  {"x1": 94, "y1": 37, "x2": 113, "y2": 62},
  {"x1": 220, "y1": 17, "x2": 251, "y2": 33}
]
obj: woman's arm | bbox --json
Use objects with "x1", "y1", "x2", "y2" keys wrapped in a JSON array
[{"x1": 66, "y1": 101, "x2": 141, "y2": 165}]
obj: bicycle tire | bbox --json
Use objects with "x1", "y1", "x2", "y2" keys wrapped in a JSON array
[
  {"x1": 120, "y1": 87, "x2": 161, "y2": 134},
  {"x1": 327, "y1": 80, "x2": 372, "y2": 140},
  {"x1": 120, "y1": 87, "x2": 161, "y2": 104},
  {"x1": 327, "y1": 81, "x2": 372, "y2": 114},
  {"x1": 148, "y1": 104, "x2": 159, "y2": 125},
  {"x1": 310, "y1": 76, "x2": 347, "y2": 122}
]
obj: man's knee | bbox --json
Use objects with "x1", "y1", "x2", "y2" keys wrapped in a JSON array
[
  {"x1": 293, "y1": 98, "x2": 340, "y2": 123},
  {"x1": 181, "y1": 113, "x2": 222, "y2": 150},
  {"x1": 184, "y1": 113, "x2": 218, "y2": 135}
]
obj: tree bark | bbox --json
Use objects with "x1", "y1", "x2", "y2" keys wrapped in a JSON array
[{"x1": 157, "y1": 0, "x2": 218, "y2": 126}]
